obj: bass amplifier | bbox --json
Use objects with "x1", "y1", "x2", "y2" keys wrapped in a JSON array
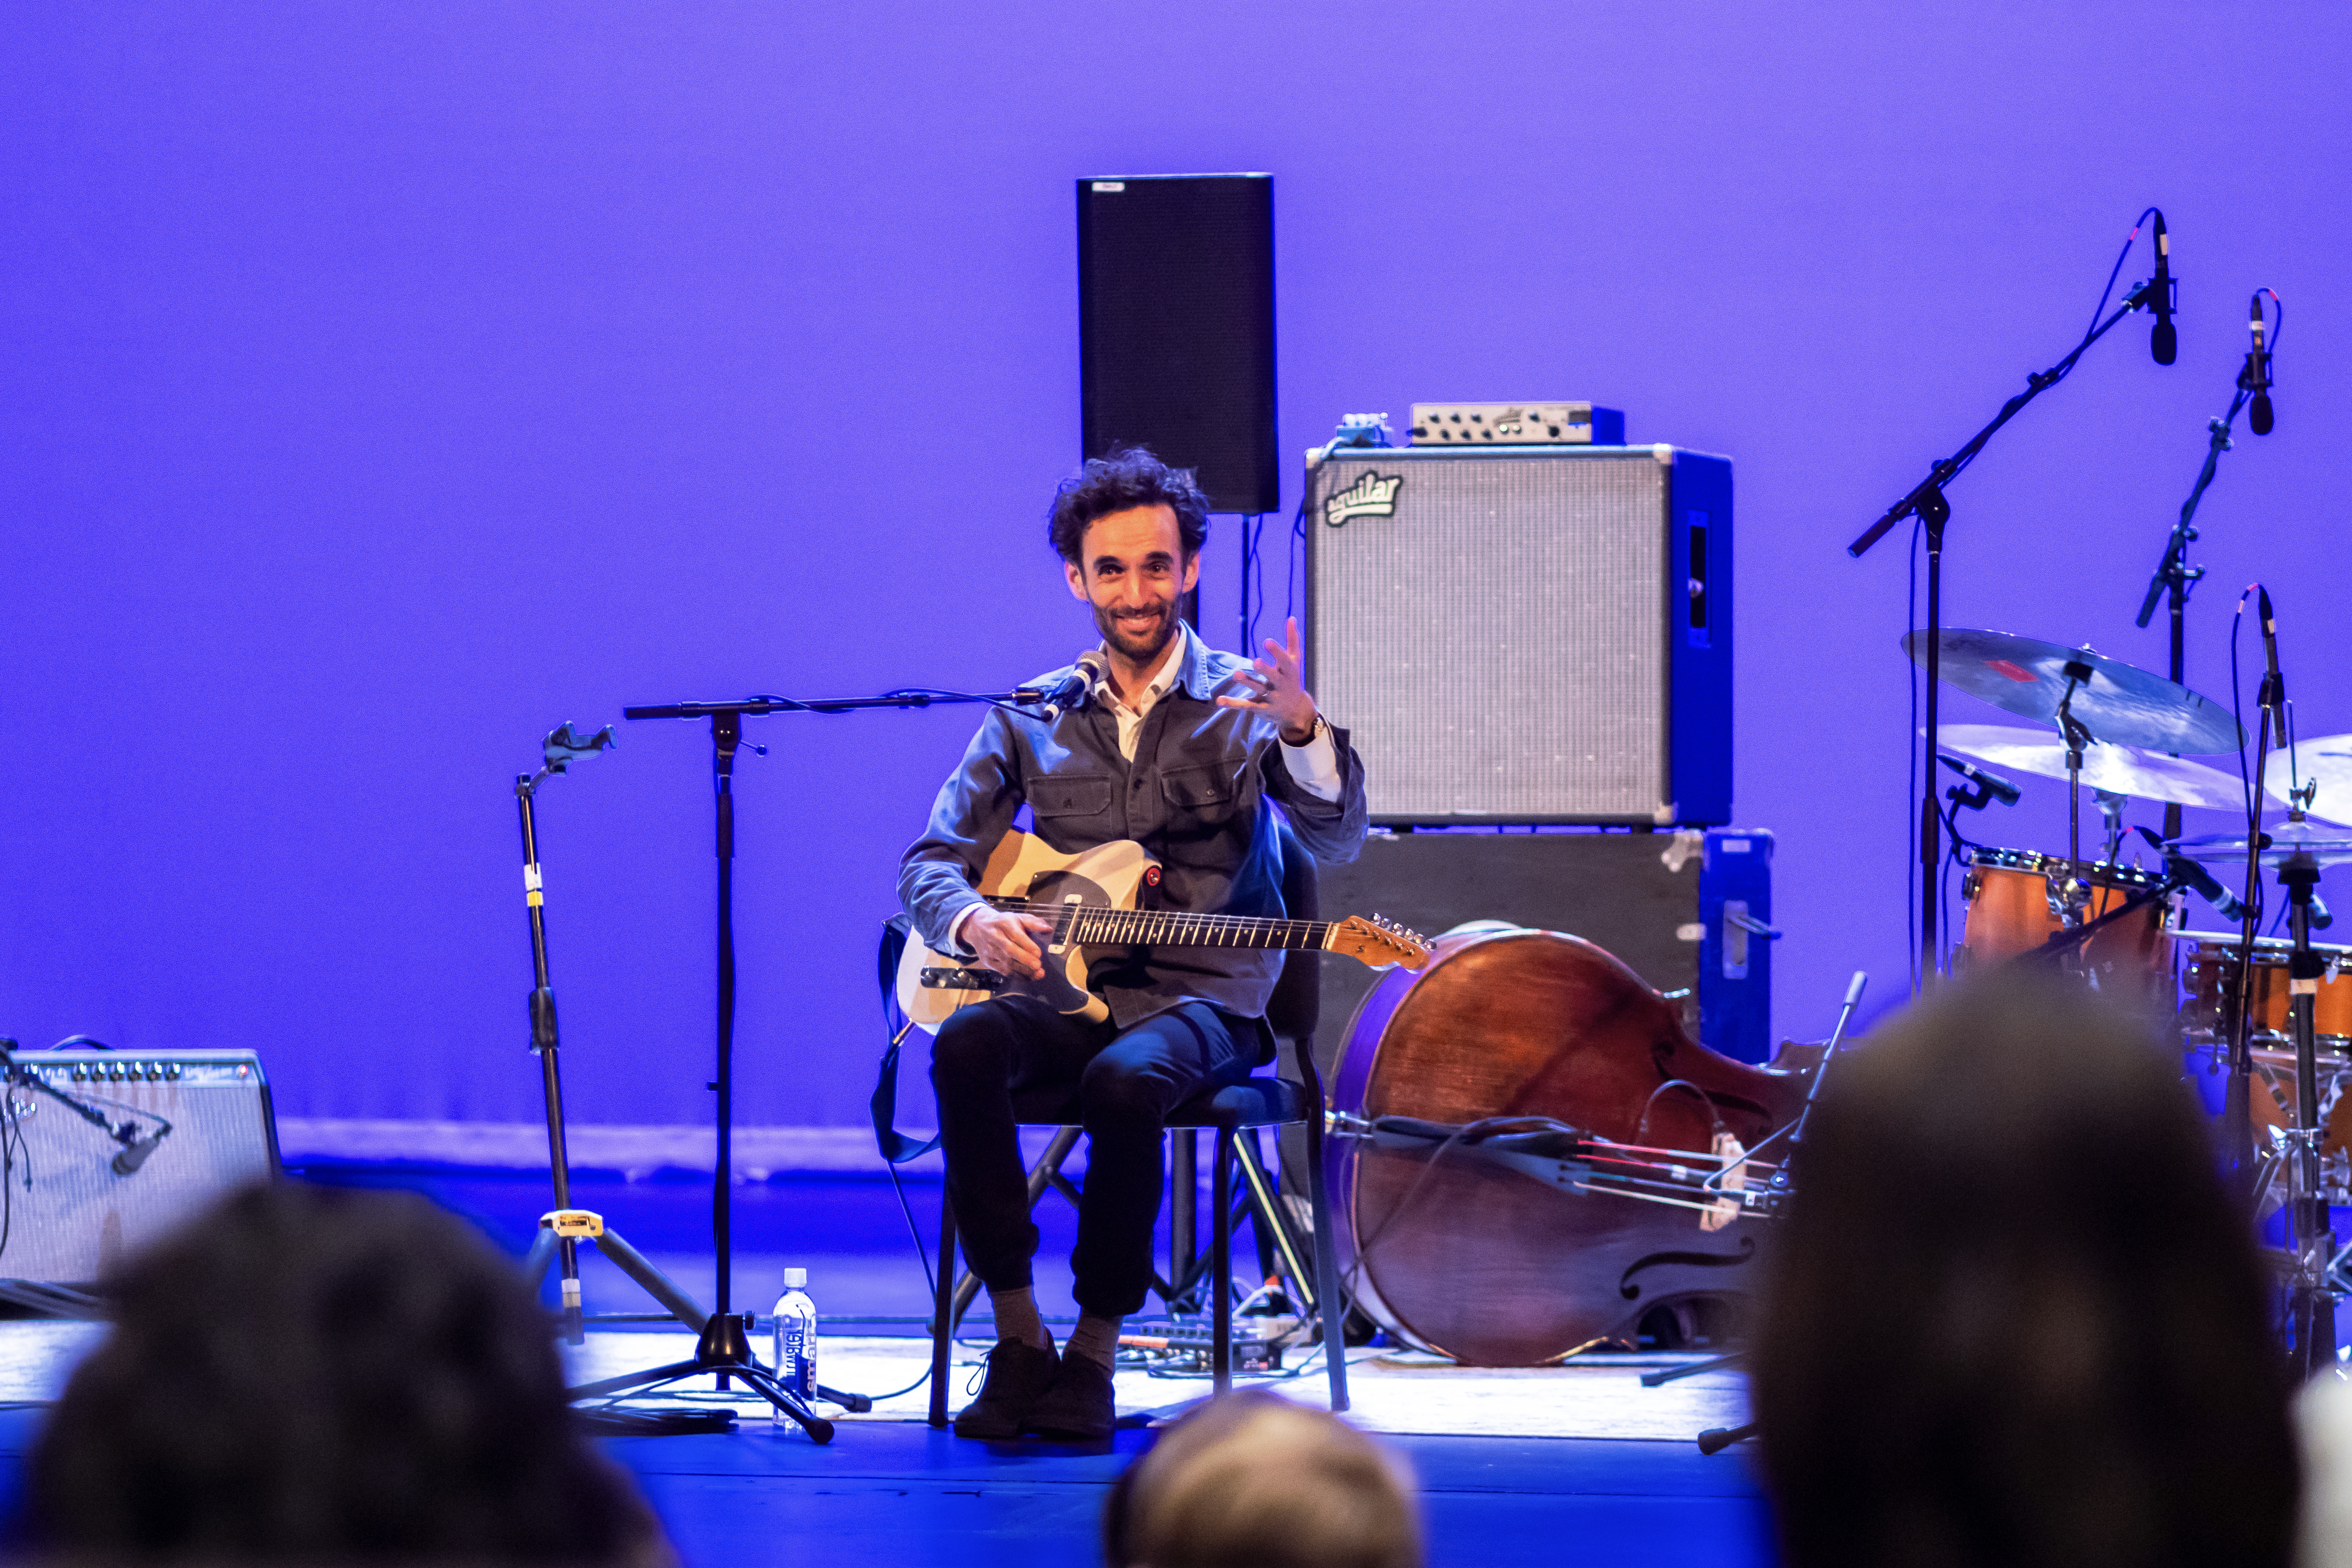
[
  {"x1": 1309, "y1": 828, "x2": 1776, "y2": 1068},
  {"x1": 1274, "y1": 827, "x2": 1775, "y2": 1206},
  {"x1": 1306, "y1": 445, "x2": 1732, "y2": 825},
  {"x1": 1, "y1": 1049, "x2": 280, "y2": 1287}
]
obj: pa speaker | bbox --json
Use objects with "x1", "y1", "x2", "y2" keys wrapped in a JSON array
[
  {"x1": 1078, "y1": 174, "x2": 1277, "y2": 514},
  {"x1": 1, "y1": 1049, "x2": 279, "y2": 1287},
  {"x1": 1306, "y1": 445, "x2": 1732, "y2": 825}
]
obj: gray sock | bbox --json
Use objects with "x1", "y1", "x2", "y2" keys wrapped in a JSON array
[
  {"x1": 990, "y1": 1286, "x2": 1049, "y2": 1351},
  {"x1": 1065, "y1": 1313, "x2": 1124, "y2": 1371}
]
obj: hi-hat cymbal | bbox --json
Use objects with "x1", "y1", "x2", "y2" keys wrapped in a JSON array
[
  {"x1": 1936, "y1": 724, "x2": 2244, "y2": 809},
  {"x1": 2264, "y1": 733, "x2": 2352, "y2": 827},
  {"x1": 2168, "y1": 818, "x2": 2352, "y2": 868},
  {"x1": 1902, "y1": 629, "x2": 2243, "y2": 754}
]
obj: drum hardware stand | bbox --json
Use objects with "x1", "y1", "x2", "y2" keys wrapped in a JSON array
[
  {"x1": 2274, "y1": 838, "x2": 2340, "y2": 1378},
  {"x1": 616, "y1": 684, "x2": 1055, "y2": 1402},
  {"x1": 508, "y1": 724, "x2": 843, "y2": 1440},
  {"x1": 1654, "y1": 973, "x2": 1868, "y2": 1404},
  {"x1": 2055, "y1": 666, "x2": 2096, "y2": 930},
  {"x1": 2224, "y1": 599, "x2": 2287, "y2": 1179},
  {"x1": 1849, "y1": 272, "x2": 2161, "y2": 993}
]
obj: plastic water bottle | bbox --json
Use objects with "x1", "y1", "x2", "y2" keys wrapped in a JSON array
[{"x1": 770, "y1": 1267, "x2": 817, "y2": 1409}]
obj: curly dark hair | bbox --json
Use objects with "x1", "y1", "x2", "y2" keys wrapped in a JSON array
[
  {"x1": 1047, "y1": 447, "x2": 1211, "y2": 565},
  {"x1": 1751, "y1": 974, "x2": 2297, "y2": 1568},
  {"x1": 23, "y1": 1181, "x2": 670, "y2": 1566}
]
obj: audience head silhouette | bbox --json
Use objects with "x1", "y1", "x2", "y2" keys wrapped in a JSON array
[
  {"x1": 1753, "y1": 973, "x2": 2297, "y2": 1568},
  {"x1": 25, "y1": 1180, "x2": 669, "y2": 1566},
  {"x1": 1104, "y1": 1391, "x2": 1419, "y2": 1568}
]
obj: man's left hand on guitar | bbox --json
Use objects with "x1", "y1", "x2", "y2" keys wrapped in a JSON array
[{"x1": 1214, "y1": 616, "x2": 1320, "y2": 744}]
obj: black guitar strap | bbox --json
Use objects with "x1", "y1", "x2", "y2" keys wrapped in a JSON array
[{"x1": 869, "y1": 913, "x2": 941, "y2": 1164}]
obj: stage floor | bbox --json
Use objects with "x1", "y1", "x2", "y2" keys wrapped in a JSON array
[{"x1": 0, "y1": 1164, "x2": 1780, "y2": 1566}]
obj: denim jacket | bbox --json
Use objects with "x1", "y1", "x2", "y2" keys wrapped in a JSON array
[{"x1": 897, "y1": 624, "x2": 1371, "y2": 1027}]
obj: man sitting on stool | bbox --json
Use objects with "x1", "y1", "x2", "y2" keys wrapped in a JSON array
[{"x1": 899, "y1": 448, "x2": 1368, "y2": 1440}]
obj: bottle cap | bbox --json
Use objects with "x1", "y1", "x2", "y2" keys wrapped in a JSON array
[{"x1": 782, "y1": 1267, "x2": 808, "y2": 1289}]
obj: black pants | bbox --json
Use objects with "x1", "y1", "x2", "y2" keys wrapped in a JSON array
[{"x1": 930, "y1": 995, "x2": 1261, "y2": 1320}]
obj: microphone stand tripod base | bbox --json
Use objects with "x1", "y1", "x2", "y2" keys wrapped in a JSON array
[{"x1": 568, "y1": 1313, "x2": 837, "y2": 1444}]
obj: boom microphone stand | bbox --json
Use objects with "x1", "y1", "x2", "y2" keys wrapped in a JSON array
[
  {"x1": 618, "y1": 684, "x2": 1060, "y2": 1363},
  {"x1": 2132, "y1": 300, "x2": 2278, "y2": 1188},
  {"x1": 510, "y1": 721, "x2": 835, "y2": 1442},
  {"x1": 1851, "y1": 269, "x2": 2166, "y2": 993}
]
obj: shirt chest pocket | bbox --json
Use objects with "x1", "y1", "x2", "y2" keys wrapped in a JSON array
[
  {"x1": 1029, "y1": 774, "x2": 1116, "y2": 826},
  {"x1": 1159, "y1": 762, "x2": 1239, "y2": 822}
]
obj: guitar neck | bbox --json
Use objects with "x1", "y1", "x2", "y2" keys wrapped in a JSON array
[{"x1": 986, "y1": 897, "x2": 1331, "y2": 951}]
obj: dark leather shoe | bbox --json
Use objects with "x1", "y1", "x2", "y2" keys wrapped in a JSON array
[
  {"x1": 954, "y1": 1335, "x2": 1059, "y2": 1439},
  {"x1": 1024, "y1": 1349, "x2": 1116, "y2": 1441}
]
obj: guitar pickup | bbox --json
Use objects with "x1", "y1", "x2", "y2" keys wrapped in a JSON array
[{"x1": 919, "y1": 966, "x2": 1006, "y2": 991}]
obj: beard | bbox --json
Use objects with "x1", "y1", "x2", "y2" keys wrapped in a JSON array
[{"x1": 1092, "y1": 596, "x2": 1181, "y2": 665}]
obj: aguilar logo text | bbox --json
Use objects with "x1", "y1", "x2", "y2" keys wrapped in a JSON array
[{"x1": 1323, "y1": 471, "x2": 1402, "y2": 528}]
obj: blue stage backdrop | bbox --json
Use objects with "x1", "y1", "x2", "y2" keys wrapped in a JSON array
[{"x1": 3, "y1": 4, "x2": 2348, "y2": 1145}]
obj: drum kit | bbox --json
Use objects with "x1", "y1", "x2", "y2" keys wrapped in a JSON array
[{"x1": 1914, "y1": 624, "x2": 2351, "y2": 1369}]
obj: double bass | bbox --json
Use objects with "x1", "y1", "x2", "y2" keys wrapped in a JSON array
[{"x1": 1325, "y1": 926, "x2": 1815, "y2": 1366}]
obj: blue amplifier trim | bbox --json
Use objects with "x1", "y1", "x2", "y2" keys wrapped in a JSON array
[
  {"x1": 1668, "y1": 452, "x2": 1734, "y2": 826},
  {"x1": 1698, "y1": 828, "x2": 1773, "y2": 1063}
]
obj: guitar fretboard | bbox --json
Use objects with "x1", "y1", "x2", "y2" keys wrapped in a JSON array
[{"x1": 985, "y1": 897, "x2": 1330, "y2": 950}]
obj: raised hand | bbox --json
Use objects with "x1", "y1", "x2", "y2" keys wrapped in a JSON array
[{"x1": 1214, "y1": 616, "x2": 1321, "y2": 743}]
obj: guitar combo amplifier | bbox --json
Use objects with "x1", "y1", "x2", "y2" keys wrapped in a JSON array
[
  {"x1": 1306, "y1": 443, "x2": 1732, "y2": 826},
  {"x1": 1, "y1": 1049, "x2": 280, "y2": 1289}
]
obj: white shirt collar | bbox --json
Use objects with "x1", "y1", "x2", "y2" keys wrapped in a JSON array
[{"x1": 1092, "y1": 625, "x2": 1190, "y2": 714}]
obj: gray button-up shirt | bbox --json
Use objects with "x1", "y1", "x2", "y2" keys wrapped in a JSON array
[{"x1": 897, "y1": 625, "x2": 1371, "y2": 1028}]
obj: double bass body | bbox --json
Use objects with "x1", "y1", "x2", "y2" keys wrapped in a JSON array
[{"x1": 1326, "y1": 927, "x2": 1811, "y2": 1366}]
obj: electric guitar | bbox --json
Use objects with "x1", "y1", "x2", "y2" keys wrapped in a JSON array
[{"x1": 895, "y1": 831, "x2": 1431, "y2": 1030}]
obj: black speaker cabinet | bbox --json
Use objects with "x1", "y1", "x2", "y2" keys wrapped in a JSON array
[
  {"x1": 1077, "y1": 174, "x2": 1278, "y2": 514},
  {"x1": 1, "y1": 1049, "x2": 279, "y2": 1287}
]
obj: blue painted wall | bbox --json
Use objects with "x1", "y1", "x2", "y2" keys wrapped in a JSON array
[{"x1": 5, "y1": 3, "x2": 2349, "y2": 1132}]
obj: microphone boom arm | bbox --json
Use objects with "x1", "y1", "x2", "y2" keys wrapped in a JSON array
[{"x1": 1850, "y1": 279, "x2": 2153, "y2": 560}]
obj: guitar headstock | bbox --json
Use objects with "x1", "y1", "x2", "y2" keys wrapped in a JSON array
[{"x1": 1328, "y1": 915, "x2": 1432, "y2": 972}]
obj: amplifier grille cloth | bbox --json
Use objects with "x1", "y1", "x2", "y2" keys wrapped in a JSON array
[
  {"x1": 2, "y1": 1054, "x2": 277, "y2": 1284},
  {"x1": 1315, "y1": 453, "x2": 1668, "y2": 819}
]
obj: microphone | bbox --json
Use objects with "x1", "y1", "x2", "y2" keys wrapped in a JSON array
[
  {"x1": 2137, "y1": 826, "x2": 2249, "y2": 922},
  {"x1": 2311, "y1": 894, "x2": 2334, "y2": 931},
  {"x1": 2243, "y1": 292, "x2": 2274, "y2": 435},
  {"x1": 2258, "y1": 587, "x2": 2285, "y2": 721},
  {"x1": 2148, "y1": 212, "x2": 2176, "y2": 365},
  {"x1": 1033, "y1": 650, "x2": 1106, "y2": 721},
  {"x1": 1938, "y1": 753, "x2": 2021, "y2": 808},
  {"x1": 112, "y1": 1126, "x2": 169, "y2": 1176}
]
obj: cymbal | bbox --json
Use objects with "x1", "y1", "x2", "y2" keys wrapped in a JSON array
[
  {"x1": 2264, "y1": 733, "x2": 2352, "y2": 827},
  {"x1": 2168, "y1": 818, "x2": 2352, "y2": 868},
  {"x1": 1936, "y1": 724, "x2": 2244, "y2": 809},
  {"x1": 2174, "y1": 930, "x2": 2352, "y2": 959},
  {"x1": 1902, "y1": 629, "x2": 2243, "y2": 754}
]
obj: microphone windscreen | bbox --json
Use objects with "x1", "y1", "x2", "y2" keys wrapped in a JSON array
[
  {"x1": 2251, "y1": 392, "x2": 2274, "y2": 435},
  {"x1": 2152, "y1": 320, "x2": 2177, "y2": 365}
]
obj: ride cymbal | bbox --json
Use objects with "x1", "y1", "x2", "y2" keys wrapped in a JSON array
[{"x1": 1902, "y1": 628, "x2": 2243, "y2": 754}]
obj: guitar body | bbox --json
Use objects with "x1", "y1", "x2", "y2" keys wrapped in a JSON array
[{"x1": 896, "y1": 834, "x2": 1158, "y2": 1029}]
